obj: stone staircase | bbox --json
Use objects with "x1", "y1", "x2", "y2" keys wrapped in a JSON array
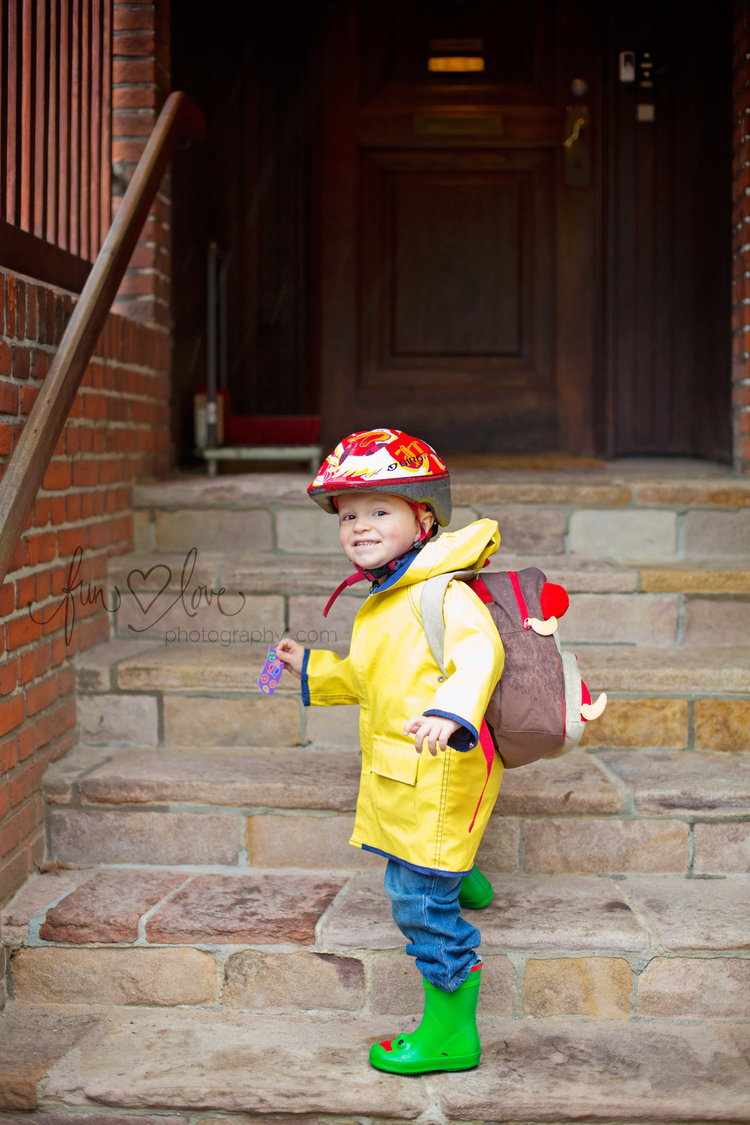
[{"x1": 2, "y1": 459, "x2": 750, "y2": 1121}]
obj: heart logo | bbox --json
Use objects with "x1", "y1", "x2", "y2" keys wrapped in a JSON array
[{"x1": 127, "y1": 564, "x2": 173, "y2": 617}]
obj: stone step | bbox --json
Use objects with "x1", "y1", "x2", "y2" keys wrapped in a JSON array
[
  {"x1": 131, "y1": 463, "x2": 750, "y2": 561},
  {"x1": 106, "y1": 547, "x2": 750, "y2": 648},
  {"x1": 41, "y1": 745, "x2": 750, "y2": 875},
  {"x1": 73, "y1": 638, "x2": 750, "y2": 753},
  {"x1": 2, "y1": 1001, "x2": 749, "y2": 1122},
  {"x1": 4, "y1": 866, "x2": 750, "y2": 1021},
  {"x1": 134, "y1": 459, "x2": 750, "y2": 507}
]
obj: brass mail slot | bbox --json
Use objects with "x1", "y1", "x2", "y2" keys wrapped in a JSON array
[{"x1": 413, "y1": 114, "x2": 504, "y2": 138}]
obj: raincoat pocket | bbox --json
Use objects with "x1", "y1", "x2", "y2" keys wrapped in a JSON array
[{"x1": 371, "y1": 737, "x2": 419, "y2": 786}]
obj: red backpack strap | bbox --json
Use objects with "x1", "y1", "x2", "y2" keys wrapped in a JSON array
[{"x1": 507, "y1": 570, "x2": 532, "y2": 629}]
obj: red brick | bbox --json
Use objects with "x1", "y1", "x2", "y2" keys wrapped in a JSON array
[
  {"x1": 13, "y1": 347, "x2": 30, "y2": 380},
  {"x1": 113, "y1": 29, "x2": 157, "y2": 55},
  {"x1": 75, "y1": 426, "x2": 93, "y2": 454},
  {"x1": 0, "y1": 781, "x2": 9, "y2": 820},
  {"x1": 0, "y1": 660, "x2": 18, "y2": 697},
  {"x1": 64, "y1": 426, "x2": 81, "y2": 455},
  {"x1": 24, "y1": 532, "x2": 57, "y2": 566},
  {"x1": 16, "y1": 725, "x2": 35, "y2": 762},
  {"x1": 33, "y1": 711, "x2": 53, "y2": 750},
  {"x1": 0, "y1": 737, "x2": 17, "y2": 775},
  {"x1": 57, "y1": 528, "x2": 85, "y2": 558},
  {"x1": 19, "y1": 384, "x2": 37, "y2": 416},
  {"x1": 66, "y1": 394, "x2": 83, "y2": 418},
  {"x1": 0, "y1": 582, "x2": 14, "y2": 616},
  {"x1": 49, "y1": 696, "x2": 76, "y2": 739},
  {"x1": 5, "y1": 613, "x2": 44, "y2": 652},
  {"x1": 111, "y1": 139, "x2": 149, "y2": 166},
  {"x1": 41, "y1": 460, "x2": 72, "y2": 491},
  {"x1": 113, "y1": 4, "x2": 156, "y2": 29},
  {"x1": 0, "y1": 695, "x2": 25, "y2": 738},
  {"x1": 57, "y1": 666, "x2": 75, "y2": 696},
  {"x1": 88, "y1": 362, "x2": 106, "y2": 389},
  {"x1": 113, "y1": 110, "x2": 157, "y2": 136},
  {"x1": 0, "y1": 794, "x2": 44, "y2": 857},
  {"x1": 33, "y1": 642, "x2": 52, "y2": 679},
  {"x1": 0, "y1": 423, "x2": 15, "y2": 455},
  {"x1": 18, "y1": 651, "x2": 36, "y2": 685},
  {"x1": 25, "y1": 286, "x2": 37, "y2": 337},
  {"x1": 34, "y1": 569, "x2": 52, "y2": 602},
  {"x1": 15, "y1": 575, "x2": 35, "y2": 610},
  {"x1": 30, "y1": 349, "x2": 48, "y2": 381},
  {"x1": 33, "y1": 497, "x2": 51, "y2": 526},
  {"x1": 76, "y1": 615, "x2": 110, "y2": 653},
  {"x1": 50, "y1": 635, "x2": 67, "y2": 667},
  {"x1": 10, "y1": 759, "x2": 44, "y2": 807},
  {"x1": 112, "y1": 85, "x2": 157, "y2": 109},
  {"x1": 72, "y1": 461, "x2": 100, "y2": 487},
  {"x1": 0, "y1": 342, "x2": 12, "y2": 375},
  {"x1": 0, "y1": 382, "x2": 18, "y2": 413},
  {"x1": 82, "y1": 392, "x2": 108, "y2": 420},
  {"x1": 26, "y1": 675, "x2": 59, "y2": 718}
]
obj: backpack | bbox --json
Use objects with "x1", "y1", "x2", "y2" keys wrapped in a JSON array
[{"x1": 420, "y1": 566, "x2": 606, "y2": 769}]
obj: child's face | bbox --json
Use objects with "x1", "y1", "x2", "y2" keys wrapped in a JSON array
[{"x1": 337, "y1": 492, "x2": 432, "y2": 572}]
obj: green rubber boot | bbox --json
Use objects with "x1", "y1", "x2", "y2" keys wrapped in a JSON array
[
  {"x1": 458, "y1": 865, "x2": 494, "y2": 909},
  {"x1": 369, "y1": 964, "x2": 482, "y2": 1075}
]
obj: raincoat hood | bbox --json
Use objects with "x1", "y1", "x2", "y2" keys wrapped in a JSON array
[{"x1": 376, "y1": 519, "x2": 501, "y2": 594}]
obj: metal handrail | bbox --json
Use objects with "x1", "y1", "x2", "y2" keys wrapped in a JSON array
[{"x1": 0, "y1": 91, "x2": 204, "y2": 585}]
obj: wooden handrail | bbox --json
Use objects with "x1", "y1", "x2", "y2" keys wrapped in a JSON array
[{"x1": 0, "y1": 91, "x2": 205, "y2": 586}]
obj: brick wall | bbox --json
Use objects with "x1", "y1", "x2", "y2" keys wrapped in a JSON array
[
  {"x1": 733, "y1": 0, "x2": 750, "y2": 474},
  {"x1": 0, "y1": 272, "x2": 172, "y2": 916},
  {"x1": 0, "y1": 0, "x2": 174, "y2": 939},
  {"x1": 112, "y1": 0, "x2": 172, "y2": 327}
]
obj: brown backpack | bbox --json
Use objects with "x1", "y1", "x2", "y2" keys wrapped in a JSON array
[{"x1": 420, "y1": 566, "x2": 605, "y2": 769}]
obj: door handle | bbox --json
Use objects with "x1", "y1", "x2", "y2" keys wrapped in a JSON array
[
  {"x1": 563, "y1": 115, "x2": 586, "y2": 148},
  {"x1": 563, "y1": 105, "x2": 590, "y2": 186}
]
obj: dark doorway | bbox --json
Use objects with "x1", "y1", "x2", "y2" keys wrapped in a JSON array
[{"x1": 170, "y1": 0, "x2": 732, "y2": 463}]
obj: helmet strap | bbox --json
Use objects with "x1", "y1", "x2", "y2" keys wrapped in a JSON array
[{"x1": 322, "y1": 542, "x2": 426, "y2": 618}]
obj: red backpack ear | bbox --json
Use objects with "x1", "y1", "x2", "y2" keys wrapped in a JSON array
[{"x1": 540, "y1": 581, "x2": 569, "y2": 620}]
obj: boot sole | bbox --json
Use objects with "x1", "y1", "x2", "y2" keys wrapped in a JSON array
[{"x1": 369, "y1": 1053, "x2": 481, "y2": 1075}]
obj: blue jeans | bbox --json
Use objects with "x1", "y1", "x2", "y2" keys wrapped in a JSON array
[{"x1": 384, "y1": 859, "x2": 481, "y2": 992}]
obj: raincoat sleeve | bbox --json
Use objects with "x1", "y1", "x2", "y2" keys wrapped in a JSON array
[
  {"x1": 302, "y1": 647, "x2": 359, "y2": 707},
  {"x1": 423, "y1": 579, "x2": 504, "y2": 749}
]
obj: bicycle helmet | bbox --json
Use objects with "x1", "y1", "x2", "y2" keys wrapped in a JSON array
[{"x1": 308, "y1": 428, "x2": 452, "y2": 526}]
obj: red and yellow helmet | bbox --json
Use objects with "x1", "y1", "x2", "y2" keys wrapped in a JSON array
[{"x1": 308, "y1": 428, "x2": 452, "y2": 526}]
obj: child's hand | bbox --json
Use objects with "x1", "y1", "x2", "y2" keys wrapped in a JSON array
[
  {"x1": 276, "y1": 637, "x2": 304, "y2": 679},
  {"x1": 404, "y1": 715, "x2": 461, "y2": 756}
]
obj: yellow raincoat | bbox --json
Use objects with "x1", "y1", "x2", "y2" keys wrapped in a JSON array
[{"x1": 302, "y1": 519, "x2": 504, "y2": 875}]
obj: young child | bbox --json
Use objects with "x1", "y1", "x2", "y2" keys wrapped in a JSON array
[{"x1": 276, "y1": 427, "x2": 504, "y2": 1075}]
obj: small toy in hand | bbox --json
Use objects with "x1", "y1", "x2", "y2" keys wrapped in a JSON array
[{"x1": 258, "y1": 647, "x2": 284, "y2": 694}]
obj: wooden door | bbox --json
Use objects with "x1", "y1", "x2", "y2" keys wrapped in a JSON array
[
  {"x1": 603, "y1": 0, "x2": 732, "y2": 461},
  {"x1": 317, "y1": 0, "x2": 601, "y2": 455}
]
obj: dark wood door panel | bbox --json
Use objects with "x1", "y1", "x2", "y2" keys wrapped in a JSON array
[{"x1": 358, "y1": 149, "x2": 555, "y2": 394}]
